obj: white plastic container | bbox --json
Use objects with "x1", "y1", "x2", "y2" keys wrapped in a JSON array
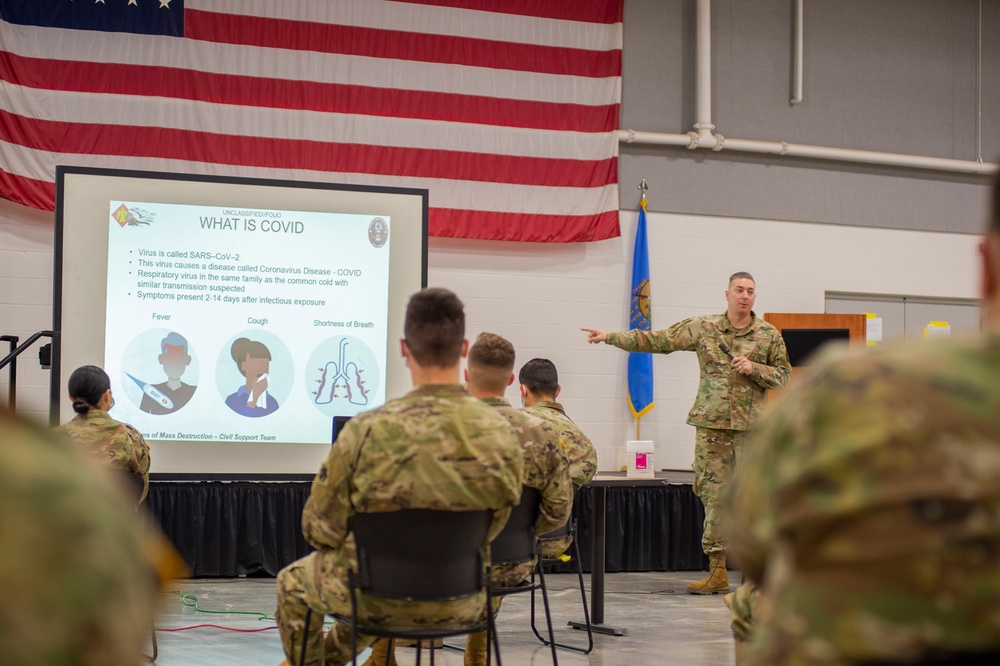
[{"x1": 626, "y1": 440, "x2": 655, "y2": 479}]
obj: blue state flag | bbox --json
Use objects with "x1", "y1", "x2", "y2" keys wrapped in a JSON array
[{"x1": 627, "y1": 200, "x2": 654, "y2": 418}]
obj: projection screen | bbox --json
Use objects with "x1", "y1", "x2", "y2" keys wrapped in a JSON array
[{"x1": 53, "y1": 167, "x2": 427, "y2": 477}]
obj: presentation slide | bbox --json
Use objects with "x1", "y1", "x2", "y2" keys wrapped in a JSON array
[
  {"x1": 105, "y1": 201, "x2": 389, "y2": 445},
  {"x1": 55, "y1": 168, "x2": 426, "y2": 476}
]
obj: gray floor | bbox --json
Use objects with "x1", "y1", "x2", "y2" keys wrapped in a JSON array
[{"x1": 151, "y1": 571, "x2": 737, "y2": 665}]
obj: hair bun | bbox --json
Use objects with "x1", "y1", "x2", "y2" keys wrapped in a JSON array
[{"x1": 71, "y1": 398, "x2": 91, "y2": 415}]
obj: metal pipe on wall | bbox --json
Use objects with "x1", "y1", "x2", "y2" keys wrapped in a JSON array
[
  {"x1": 618, "y1": 129, "x2": 997, "y2": 175},
  {"x1": 791, "y1": 0, "x2": 803, "y2": 105},
  {"x1": 693, "y1": 0, "x2": 715, "y2": 138},
  {"x1": 620, "y1": 0, "x2": 998, "y2": 177}
]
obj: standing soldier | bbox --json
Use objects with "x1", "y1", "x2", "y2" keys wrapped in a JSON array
[
  {"x1": 275, "y1": 288, "x2": 524, "y2": 666},
  {"x1": 581, "y1": 272, "x2": 791, "y2": 594}
]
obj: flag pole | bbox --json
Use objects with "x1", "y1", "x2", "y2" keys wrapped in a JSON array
[{"x1": 635, "y1": 177, "x2": 649, "y2": 444}]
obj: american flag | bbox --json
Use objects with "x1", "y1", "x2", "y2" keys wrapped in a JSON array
[{"x1": 0, "y1": 0, "x2": 622, "y2": 242}]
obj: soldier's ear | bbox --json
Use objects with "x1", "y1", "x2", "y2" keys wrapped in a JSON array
[
  {"x1": 459, "y1": 339, "x2": 469, "y2": 359},
  {"x1": 506, "y1": 373, "x2": 515, "y2": 387},
  {"x1": 554, "y1": 384, "x2": 561, "y2": 400}
]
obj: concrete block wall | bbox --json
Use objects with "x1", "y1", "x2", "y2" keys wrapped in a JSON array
[{"x1": 1, "y1": 201, "x2": 981, "y2": 471}]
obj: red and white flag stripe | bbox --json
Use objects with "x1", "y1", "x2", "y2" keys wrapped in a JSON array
[{"x1": 0, "y1": 0, "x2": 622, "y2": 242}]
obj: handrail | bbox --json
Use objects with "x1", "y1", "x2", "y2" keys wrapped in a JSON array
[
  {"x1": 0, "y1": 331, "x2": 59, "y2": 413},
  {"x1": 0, "y1": 335, "x2": 17, "y2": 411}
]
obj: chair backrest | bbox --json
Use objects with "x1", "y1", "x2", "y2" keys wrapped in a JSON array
[
  {"x1": 353, "y1": 509, "x2": 492, "y2": 602},
  {"x1": 490, "y1": 486, "x2": 541, "y2": 566}
]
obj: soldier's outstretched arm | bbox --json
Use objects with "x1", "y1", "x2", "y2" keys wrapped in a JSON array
[{"x1": 581, "y1": 327, "x2": 609, "y2": 344}]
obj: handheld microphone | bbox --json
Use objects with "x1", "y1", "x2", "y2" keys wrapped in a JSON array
[{"x1": 719, "y1": 342, "x2": 734, "y2": 360}]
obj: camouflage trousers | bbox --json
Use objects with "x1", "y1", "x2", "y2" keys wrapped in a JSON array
[
  {"x1": 692, "y1": 427, "x2": 747, "y2": 555},
  {"x1": 276, "y1": 550, "x2": 487, "y2": 666}
]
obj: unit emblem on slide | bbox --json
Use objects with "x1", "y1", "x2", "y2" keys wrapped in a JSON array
[
  {"x1": 112, "y1": 203, "x2": 156, "y2": 228},
  {"x1": 368, "y1": 217, "x2": 388, "y2": 248}
]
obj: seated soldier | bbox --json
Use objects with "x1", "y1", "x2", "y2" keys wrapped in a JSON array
[
  {"x1": 53, "y1": 364, "x2": 151, "y2": 503},
  {"x1": 724, "y1": 172, "x2": 1000, "y2": 665},
  {"x1": 519, "y1": 358, "x2": 598, "y2": 556},
  {"x1": 370, "y1": 332, "x2": 573, "y2": 666},
  {"x1": 1, "y1": 408, "x2": 162, "y2": 665},
  {"x1": 275, "y1": 288, "x2": 524, "y2": 666}
]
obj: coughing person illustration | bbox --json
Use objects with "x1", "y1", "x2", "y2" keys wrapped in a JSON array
[{"x1": 225, "y1": 337, "x2": 279, "y2": 417}]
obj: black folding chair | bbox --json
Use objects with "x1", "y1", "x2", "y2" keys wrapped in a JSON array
[
  {"x1": 299, "y1": 509, "x2": 500, "y2": 666},
  {"x1": 113, "y1": 469, "x2": 158, "y2": 663},
  {"x1": 488, "y1": 487, "x2": 559, "y2": 666},
  {"x1": 533, "y1": 488, "x2": 593, "y2": 654}
]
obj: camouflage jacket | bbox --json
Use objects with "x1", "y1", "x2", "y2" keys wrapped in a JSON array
[
  {"x1": 726, "y1": 329, "x2": 1000, "y2": 665},
  {"x1": 303, "y1": 384, "x2": 524, "y2": 558},
  {"x1": 607, "y1": 312, "x2": 790, "y2": 430},
  {"x1": 482, "y1": 397, "x2": 572, "y2": 537},
  {"x1": 524, "y1": 401, "x2": 598, "y2": 487},
  {"x1": 1, "y1": 410, "x2": 160, "y2": 665},
  {"x1": 53, "y1": 409, "x2": 152, "y2": 502}
]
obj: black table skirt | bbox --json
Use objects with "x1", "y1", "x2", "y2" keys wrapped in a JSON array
[{"x1": 146, "y1": 482, "x2": 707, "y2": 578}]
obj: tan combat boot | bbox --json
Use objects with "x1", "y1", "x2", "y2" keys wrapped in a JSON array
[
  {"x1": 463, "y1": 631, "x2": 489, "y2": 666},
  {"x1": 686, "y1": 553, "x2": 730, "y2": 594},
  {"x1": 361, "y1": 639, "x2": 400, "y2": 666}
]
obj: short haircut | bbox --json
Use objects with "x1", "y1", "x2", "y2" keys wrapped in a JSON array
[
  {"x1": 518, "y1": 358, "x2": 558, "y2": 398},
  {"x1": 729, "y1": 271, "x2": 755, "y2": 286},
  {"x1": 67, "y1": 365, "x2": 111, "y2": 414},
  {"x1": 468, "y1": 332, "x2": 515, "y2": 394},
  {"x1": 230, "y1": 338, "x2": 271, "y2": 377},
  {"x1": 404, "y1": 288, "x2": 465, "y2": 367},
  {"x1": 161, "y1": 331, "x2": 188, "y2": 353}
]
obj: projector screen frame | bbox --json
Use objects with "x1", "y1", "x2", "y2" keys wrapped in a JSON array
[{"x1": 52, "y1": 166, "x2": 428, "y2": 481}]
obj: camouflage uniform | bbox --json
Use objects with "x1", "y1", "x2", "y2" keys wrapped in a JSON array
[
  {"x1": 52, "y1": 409, "x2": 152, "y2": 503},
  {"x1": 607, "y1": 312, "x2": 790, "y2": 554},
  {"x1": 726, "y1": 329, "x2": 1000, "y2": 665},
  {"x1": 483, "y1": 397, "x2": 572, "y2": 587},
  {"x1": 275, "y1": 385, "x2": 523, "y2": 666},
  {"x1": 523, "y1": 400, "x2": 597, "y2": 489},
  {"x1": 0, "y1": 410, "x2": 160, "y2": 665}
]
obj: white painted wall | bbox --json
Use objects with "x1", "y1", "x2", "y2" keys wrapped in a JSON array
[{"x1": 1, "y1": 201, "x2": 982, "y2": 471}]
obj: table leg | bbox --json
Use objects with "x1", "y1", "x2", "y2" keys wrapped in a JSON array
[{"x1": 568, "y1": 484, "x2": 627, "y2": 636}]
